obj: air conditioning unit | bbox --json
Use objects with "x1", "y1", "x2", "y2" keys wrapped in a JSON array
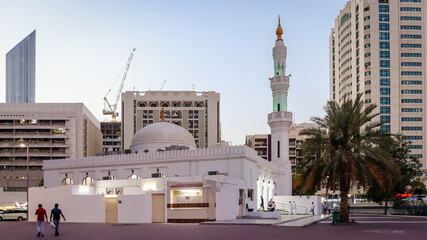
[
  {"x1": 151, "y1": 172, "x2": 164, "y2": 178},
  {"x1": 208, "y1": 171, "x2": 219, "y2": 175}
]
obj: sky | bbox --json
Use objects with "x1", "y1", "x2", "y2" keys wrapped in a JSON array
[{"x1": 0, "y1": 0, "x2": 348, "y2": 145}]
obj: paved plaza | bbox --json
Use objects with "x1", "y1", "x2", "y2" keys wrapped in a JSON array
[{"x1": 0, "y1": 214, "x2": 426, "y2": 240}]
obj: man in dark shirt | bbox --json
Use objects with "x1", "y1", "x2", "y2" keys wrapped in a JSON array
[
  {"x1": 35, "y1": 204, "x2": 48, "y2": 237},
  {"x1": 50, "y1": 203, "x2": 66, "y2": 236}
]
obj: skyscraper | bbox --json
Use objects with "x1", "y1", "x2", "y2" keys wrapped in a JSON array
[
  {"x1": 6, "y1": 30, "x2": 36, "y2": 103},
  {"x1": 330, "y1": 0, "x2": 426, "y2": 181}
]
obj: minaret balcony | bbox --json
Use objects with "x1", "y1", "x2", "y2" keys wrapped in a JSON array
[
  {"x1": 268, "y1": 111, "x2": 293, "y2": 129},
  {"x1": 269, "y1": 76, "x2": 289, "y2": 85}
]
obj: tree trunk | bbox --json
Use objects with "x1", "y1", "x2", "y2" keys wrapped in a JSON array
[
  {"x1": 384, "y1": 200, "x2": 388, "y2": 215},
  {"x1": 339, "y1": 188, "x2": 350, "y2": 223}
]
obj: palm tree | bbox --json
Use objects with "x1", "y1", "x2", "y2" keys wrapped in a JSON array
[{"x1": 299, "y1": 94, "x2": 399, "y2": 223}]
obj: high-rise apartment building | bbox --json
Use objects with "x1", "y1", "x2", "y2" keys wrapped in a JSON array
[
  {"x1": 6, "y1": 30, "x2": 36, "y2": 103},
  {"x1": 330, "y1": 0, "x2": 426, "y2": 181},
  {"x1": 121, "y1": 91, "x2": 220, "y2": 151},
  {"x1": 100, "y1": 121, "x2": 121, "y2": 154},
  {"x1": 245, "y1": 123, "x2": 318, "y2": 172},
  {"x1": 0, "y1": 103, "x2": 102, "y2": 207}
]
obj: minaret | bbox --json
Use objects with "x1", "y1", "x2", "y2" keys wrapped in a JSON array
[{"x1": 268, "y1": 16, "x2": 293, "y2": 195}]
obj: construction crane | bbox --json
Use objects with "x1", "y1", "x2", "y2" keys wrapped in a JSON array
[{"x1": 103, "y1": 48, "x2": 136, "y2": 121}]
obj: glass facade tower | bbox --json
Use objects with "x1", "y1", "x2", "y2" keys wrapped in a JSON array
[{"x1": 6, "y1": 30, "x2": 36, "y2": 103}]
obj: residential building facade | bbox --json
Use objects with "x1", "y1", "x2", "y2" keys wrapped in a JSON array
[
  {"x1": 6, "y1": 30, "x2": 36, "y2": 103},
  {"x1": 330, "y1": 0, "x2": 427, "y2": 181},
  {"x1": 100, "y1": 121, "x2": 121, "y2": 154},
  {"x1": 0, "y1": 103, "x2": 103, "y2": 207},
  {"x1": 121, "y1": 91, "x2": 221, "y2": 152},
  {"x1": 245, "y1": 123, "x2": 318, "y2": 172}
]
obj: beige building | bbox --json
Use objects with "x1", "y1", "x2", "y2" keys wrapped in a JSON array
[
  {"x1": 0, "y1": 103, "x2": 103, "y2": 207},
  {"x1": 330, "y1": 0, "x2": 427, "y2": 181},
  {"x1": 121, "y1": 91, "x2": 220, "y2": 152},
  {"x1": 245, "y1": 123, "x2": 317, "y2": 171}
]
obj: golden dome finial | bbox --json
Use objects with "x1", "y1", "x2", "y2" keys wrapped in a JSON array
[
  {"x1": 276, "y1": 15, "x2": 283, "y2": 42},
  {"x1": 160, "y1": 107, "x2": 166, "y2": 122}
]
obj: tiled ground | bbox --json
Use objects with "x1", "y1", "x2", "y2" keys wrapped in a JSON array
[{"x1": 1, "y1": 214, "x2": 426, "y2": 240}]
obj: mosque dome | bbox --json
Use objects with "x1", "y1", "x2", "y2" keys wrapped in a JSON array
[{"x1": 130, "y1": 122, "x2": 197, "y2": 153}]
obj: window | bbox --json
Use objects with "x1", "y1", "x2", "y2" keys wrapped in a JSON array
[
  {"x1": 341, "y1": 13, "x2": 350, "y2": 26},
  {"x1": 402, "y1": 108, "x2": 422, "y2": 112},
  {"x1": 401, "y1": 35, "x2": 422, "y2": 39},
  {"x1": 407, "y1": 145, "x2": 423, "y2": 149},
  {"x1": 365, "y1": 71, "x2": 371, "y2": 76},
  {"x1": 364, "y1": 89, "x2": 370, "y2": 94},
  {"x1": 401, "y1": 25, "x2": 421, "y2": 30},
  {"x1": 380, "y1": 88, "x2": 390, "y2": 95},
  {"x1": 365, "y1": 43, "x2": 371, "y2": 48},
  {"x1": 402, "y1": 126, "x2": 422, "y2": 131},
  {"x1": 277, "y1": 141, "x2": 280, "y2": 158},
  {"x1": 380, "y1": 115, "x2": 390, "y2": 123},
  {"x1": 404, "y1": 136, "x2": 422, "y2": 140},
  {"x1": 401, "y1": 7, "x2": 421, "y2": 11},
  {"x1": 401, "y1": 71, "x2": 422, "y2": 75},
  {"x1": 365, "y1": 52, "x2": 371, "y2": 57},
  {"x1": 365, "y1": 81, "x2": 371, "y2": 85},
  {"x1": 380, "y1": 69, "x2": 390, "y2": 77},
  {"x1": 380, "y1": 97, "x2": 390, "y2": 104},
  {"x1": 62, "y1": 176, "x2": 73, "y2": 186},
  {"x1": 364, "y1": 34, "x2": 370, "y2": 39},
  {"x1": 402, "y1": 117, "x2": 422, "y2": 121},
  {"x1": 402, "y1": 80, "x2": 422, "y2": 85},
  {"x1": 379, "y1": 23, "x2": 389, "y2": 31},
  {"x1": 364, "y1": 16, "x2": 370, "y2": 21},
  {"x1": 379, "y1": 32, "x2": 389, "y2": 40},
  {"x1": 402, "y1": 99, "x2": 422, "y2": 103},
  {"x1": 379, "y1": 42, "x2": 390, "y2": 49},
  {"x1": 380, "y1": 106, "x2": 390, "y2": 114},
  {"x1": 82, "y1": 176, "x2": 93, "y2": 186},
  {"x1": 364, "y1": 25, "x2": 370, "y2": 30},
  {"x1": 380, "y1": 60, "x2": 390, "y2": 67},
  {"x1": 379, "y1": 14, "x2": 389, "y2": 22},
  {"x1": 401, "y1": 16, "x2": 421, "y2": 21},
  {"x1": 379, "y1": 5, "x2": 389, "y2": 12},
  {"x1": 380, "y1": 125, "x2": 390, "y2": 133},
  {"x1": 401, "y1": 53, "x2": 421, "y2": 57},
  {"x1": 402, "y1": 90, "x2": 422, "y2": 94},
  {"x1": 380, "y1": 51, "x2": 390, "y2": 58},
  {"x1": 400, "y1": 0, "x2": 421, "y2": 2},
  {"x1": 365, "y1": 99, "x2": 371, "y2": 103},
  {"x1": 401, "y1": 62, "x2": 421, "y2": 66},
  {"x1": 380, "y1": 78, "x2": 390, "y2": 86}
]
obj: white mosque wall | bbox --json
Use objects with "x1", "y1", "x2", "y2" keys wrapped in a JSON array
[
  {"x1": 29, "y1": 186, "x2": 105, "y2": 222},
  {"x1": 273, "y1": 195, "x2": 322, "y2": 215},
  {"x1": 118, "y1": 193, "x2": 152, "y2": 223}
]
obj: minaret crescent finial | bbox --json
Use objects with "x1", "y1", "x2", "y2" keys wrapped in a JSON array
[{"x1": 276, "y1": 15, "x2": 283, "y2": 42}]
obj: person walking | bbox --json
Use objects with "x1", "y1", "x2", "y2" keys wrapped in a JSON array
[
  {"x1": 35, "y1": 204, "x2": 48, "y2": 237},
  {"x1": 260, "y1": 196, "x2": 264, "y2": 211},
  {"x1": 292, "y1": 201, "x2": 297, "y2": 215},
  {"x1": 310, "y1": 202, "x2": 315, "y2": 215},
  {"x1": 288, "y1": 201, "x2": 292, "y2": 215},
  {"x1": 50, "y1": 203, "x2": 66, "y2": 236}
]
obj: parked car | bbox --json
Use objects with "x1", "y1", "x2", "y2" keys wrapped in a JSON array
[
  {"x1": 404, "y1": 195, "x2": 427, "y2": 201},
  {"x1": 0, "y1": 209, "x2": 27, "y2": 221}
]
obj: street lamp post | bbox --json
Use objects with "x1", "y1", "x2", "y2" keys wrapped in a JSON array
[{"x1": 19, "y1": 139, "x2": 29, "y2": 209}]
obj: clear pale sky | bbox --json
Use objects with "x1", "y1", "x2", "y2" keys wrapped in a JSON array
[{"x1": 0, "y1": 0, "x2": 348, "y2": 145}]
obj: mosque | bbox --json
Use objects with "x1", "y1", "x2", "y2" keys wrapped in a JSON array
[{"x1": 29, "y1": 19, "x2": 308, "y2": 223}]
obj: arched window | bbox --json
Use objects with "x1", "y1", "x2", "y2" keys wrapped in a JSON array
[
  {"x1": 173, "y1": 102, "x2": 181, "y2": 107},
  {"x1": 150, "y1": 102, "x2": 158, "y2": 107},
  {"x1": 62, "y1": 174, "x2": 73, "y2": 185},
  {"x1": 184, "y1": 102, "x2": 192, "y2": 107},
  {"x1": 82, "y1": 173, "x2": 93, "y2": 186},
  {"x1": 161, "y1": 102, "x2": 169, "y2": 107},
  {"x1": 195, "y1": 102, "x2": 204, "y2": 107},
  {"x1": 128, "y1": 170, "x2": 140, "y2": 179},
  {"x1": 103, "y1": 171, "x2": 116, "y2": 180},
  {"x1": 138, "y1": 102, "x2": 146, "y2": 107}
]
